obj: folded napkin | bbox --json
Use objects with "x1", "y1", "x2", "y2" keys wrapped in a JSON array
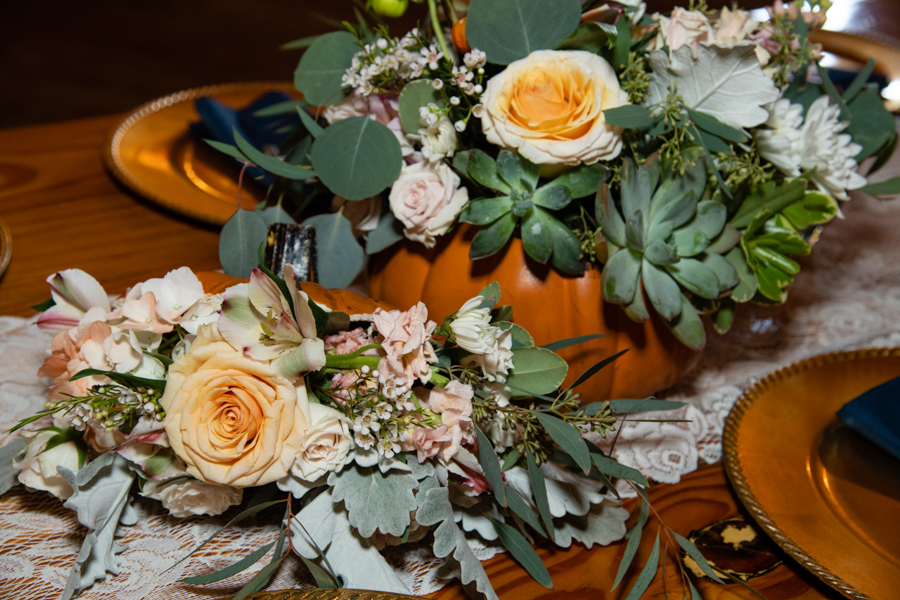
[
  {"x1": 837, "y1": 375, "x2": 900, "y2": 461},
  {"x1": 190, "y1": 91, "x2": 300, "y2": 184}
]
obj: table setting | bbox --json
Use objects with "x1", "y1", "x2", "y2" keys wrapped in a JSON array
[{"x1": 1, "y1": 1, "x2": 899, "y2": 599}]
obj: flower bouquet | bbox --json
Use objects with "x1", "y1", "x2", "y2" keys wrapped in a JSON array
[
  {"x1": 208, "y1": 0, "x2": 900, "y2": 400},
  {"x1": 1, "y1": 257, "x2": 729, "y2": 599}
]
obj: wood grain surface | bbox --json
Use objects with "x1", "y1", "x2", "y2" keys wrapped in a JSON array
[{"x1": 0, "y1": 116, "x2": 846, "y2": 599}]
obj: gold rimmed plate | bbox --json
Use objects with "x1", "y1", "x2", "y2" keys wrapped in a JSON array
[
  {"x1": 103, "y1": 82, "x2": 295, "y2": 225},
  {"x1": 724, "y1": 348, "x2": 900, "y2": 599}
]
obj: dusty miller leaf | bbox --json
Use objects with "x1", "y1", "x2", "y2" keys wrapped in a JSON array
[
  {"x1": 416, "y1": 486, "x2": 500, "y2": 600},
  {"x1": 552, "y1": 500, "x2": 629, "y2": 549},
  {"x1": 290, "y1": 487, "x2": 412, "y2": 594},
  {"x1": 646, "y1": 45, "x2": 779, "y2": 130},
  {"x1": 0, "y1": 438, "x2": 26, "y2": 495},
  {"x1": 329, "y1": 465, "x2": 418, "y2": 538},
  {"x1": 58, "y1": 454, "x2": 136, "y2": 600}
]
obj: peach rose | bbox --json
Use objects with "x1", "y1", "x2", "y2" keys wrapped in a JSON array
[
  {"x1": 480, "y1": 50, "x2": 626, "y2": 166},
  {"x1": 161, "y1": 324, "x2": 311, "y2": 488},
  {"x1": 388, "y1": 161, "x2": 468, "y2": 248}
]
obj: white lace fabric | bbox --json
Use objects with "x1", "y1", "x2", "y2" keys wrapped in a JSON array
[{"x1": 1, "y1": 191, "x2": 899, "y2": 598}]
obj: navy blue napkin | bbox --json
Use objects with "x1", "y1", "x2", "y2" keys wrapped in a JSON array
[
  {"x1": 190, "y1": 91, "x2": 300, "y2": 184},
  {"x1": 837, "y1": 375, "x2": 900, "y2": 461}
]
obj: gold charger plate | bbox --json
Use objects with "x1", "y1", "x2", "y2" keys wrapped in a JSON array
[
  {"x1": 723, "y1": 348, "x2": 900, "y2": 600},
  {"x1": 103, "y1": 81, "x2": 295, "y2": 225},
  {"x1": 811, "y1": 29, "x2": 900, "y2": 112}
]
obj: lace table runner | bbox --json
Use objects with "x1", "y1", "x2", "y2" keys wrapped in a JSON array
[{"x1": 1, "y1": 191, "x2": 899, "y2": 598}]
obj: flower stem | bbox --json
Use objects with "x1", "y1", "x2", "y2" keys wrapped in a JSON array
[
  {"x1": 429, "y1": 368, "x2": 450, "y2": 387},
  {"x1": 324, "y1": 354, "x2": 382, "y2": 371},
  {"x1": 427, "y1": 0, "x2": 453, "y2": 66}
]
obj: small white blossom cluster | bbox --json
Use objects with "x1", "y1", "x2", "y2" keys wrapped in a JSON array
[
  {"x1": 47, "y1": 385, "x2": 163, "y2": 432},
  {"x1": 450, "y1": 296, "x2": 515, "y2": 393},
  {"x1": 342, "y1": 29, "x2": 445, "y2": 96}
]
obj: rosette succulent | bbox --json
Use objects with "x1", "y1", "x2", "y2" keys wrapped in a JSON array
[
  {"x1": 456, "y1": 149, "x2": 606, "y2": 274},
  {"x1": 597, "y1": 152, "x2": 739, "y2": 349}
]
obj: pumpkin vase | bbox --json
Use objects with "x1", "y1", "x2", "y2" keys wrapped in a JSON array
[{"x1": 368, "y1": 225, "x2": 701, "y2": 403}]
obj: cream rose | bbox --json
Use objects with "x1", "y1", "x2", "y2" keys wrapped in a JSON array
[
  {"x1": 142, "y1": 477, "x2": 243, "y2": 518},
  {"x1": 480, "y1": 50, "x2": 626, "y2": 166},
  {"x1": 290, "y1": 403, "x2": 353, "y2": 481},
  {"x1": 657, "y1": 8, "x2": 714, "y2": 57},
  {"x1": 15, "y1": 430, "x2": 84, "y2": 500},
  {"x1": 161, "y1": 324, "x2": 312, "y2": 488},
  {"x1": 388, "y1": 161, "x2": 468, "y2": 248}
]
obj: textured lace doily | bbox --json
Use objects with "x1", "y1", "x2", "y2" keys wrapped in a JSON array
[{"x1": 2, "y1": 190, "x2": 899, "y2": 598}]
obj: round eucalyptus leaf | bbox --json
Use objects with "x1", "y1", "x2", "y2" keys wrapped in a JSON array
[
  {"x1": 219, "y1": 209, "x2": 268, "y2": 277},
  {"x1": 466, "y1": 0, "x2": 582, "y2": 65},
  {"x1": 294, "y1": 31, "x2": 359, "y2": 106},
  {"x1": 311, "y1": 116, "x2": 403, "y2": 200},
  {"x1": 303, "y1": 212, "x2": 365, "y2": 289},
  {"x1": 398, "y1": 79, "x2": 446, "y2": 135}
]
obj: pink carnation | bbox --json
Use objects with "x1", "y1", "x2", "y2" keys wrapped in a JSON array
[
  {"x1": 324, "y1": 328, "x2": 372, "y2": 355},
  {"x1": 372, "y1": 303, "x2": 437, "y2": 396},
  {"x1": 426, "y1": 381, "x2": 475, "y2": 462}
]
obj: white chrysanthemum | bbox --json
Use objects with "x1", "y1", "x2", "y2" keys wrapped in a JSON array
[
  {"x1": 798, "y1": 95, "x2": 867, "y2": 200},
  {"x1": 419, "y1": 115, "x2": 458, "y2": 162},
  {"x1": 450, "y1": 296, "x2": 493, "y2": 354},
  {"x1": 754, "y1": 98, "x2": 804, "y2": 177}
]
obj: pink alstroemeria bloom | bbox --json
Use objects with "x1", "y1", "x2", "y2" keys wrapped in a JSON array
[
  {"x1": 37, "y1": 269, "x2": 111, "y2": 330},
  {"x1": 218, "y1": 265, "x2": 326, "y2": 378}
]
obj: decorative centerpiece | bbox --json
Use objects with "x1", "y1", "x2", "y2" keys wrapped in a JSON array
[
  {"x1": 0, "y1": 252, "x2": 731, "y2": 599},
  {"x1": 208, "y1": 0, "x2": 899, "y2": 402}
]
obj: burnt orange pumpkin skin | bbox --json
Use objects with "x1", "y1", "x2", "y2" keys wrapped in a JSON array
[
  {"x1": 452, "y1": 17, "x2": 471, "y2": 54},
  {"x1": 196, "y1": 272, "x2": 395, "y2": 315},
  {"x1": 368, "y1": 225, "x2": 700, "y2": 403}
]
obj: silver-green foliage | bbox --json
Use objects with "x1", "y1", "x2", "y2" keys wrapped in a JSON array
[
  {"x1": 329, "y1": 465, "x2": 418, "y2": 538},
  {"x1": 597, "y1": 153, "x2": 738, "y2": 349}
]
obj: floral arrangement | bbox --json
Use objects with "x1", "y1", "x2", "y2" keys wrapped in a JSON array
[
  {"x1": 212, "y1": 0, "x2": 899, "y2": 352},
  {"x1": 0, "y1": 261, "x2": 730, "y2": 599}
]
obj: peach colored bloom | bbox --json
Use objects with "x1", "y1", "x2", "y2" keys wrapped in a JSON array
[
  {"x1": 161, "y1": 324, "x2": 312, "y2": 487},
  {"x1": 372, "y1": 303, "x2": 437, "y2": 395},
  {"x1": 481, "y1": 50, "x2": 625, "y2": 166},
  {"x1": 426, "y1": 381, "x2": 475, "y2": 462},
  {"x1": 324, "y1": 328, "x2": 373, "y2": 355}
]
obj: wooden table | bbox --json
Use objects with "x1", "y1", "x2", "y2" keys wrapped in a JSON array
[{"x1": 0, "y1": 118, "x2": 846, "y2": 600}]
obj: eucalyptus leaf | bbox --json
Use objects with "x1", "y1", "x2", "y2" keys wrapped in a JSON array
[
  {"x1": 233, "y1": 130, "x2": 317, "y2": 180},
  {"x1": 303, "y1": 212, "x2": 365, "y2": 289},
  {"x1": 623, "y1": 532, "x2": 660, "y2": 600},
  {"x1": 296, "y1": 107, "x2": 324, "y2": 138},
  {"x1": 533, "y1": 413, "x2": 591, "y2": 474},
  {"x1": 503, "y1": 485, "x2": 546, "y2": 536},
  {"x1": 466, "y1": 0, "x2": 581, "y2": 65},
  {"x1": 181, "y1": 541, "x2": 275, "y2": 584},
  {"x1": 587, "y1": 448, "x2": 649, "y2": 486},
  {"x1": 673, "y1": 531, "x2": 725, "y2": 583},
  {"x1": 366, "y1": 210, "x2": 405, "y2": 254},
  {"x1": 258, "y1": 204, "x2": 296, "y2": 226},
  {"x1": 603, "y1": 104, "x2": 655, "y2": 130},
  {"x1": 491, "y1": 518, "x2": 554, "y2": 588},
  {"x1": 220, "y1": 208, "x2": 268, "y2": 277},
  {"x1": 294, "y1": 31, "x2": 359, "y2": 106},
  {"x1": 557, "y1": 20, "x2": 614, "y2": 53},
  {"x1": 857, "y1": 176, "x2": 900, "y2": 196},
  {"x1": 612, "y1": 498, "x2": 649, "y2": 590},
  {"x1": 607, "y1": 399, "x2": 685, "y2": 414},
  {"x1": 398, "y1": 79, "x2": 447, "y2": 134},
  {"x1": 311, "y1": 116, "x2": 403, "y2": 200},
  {"x1": 474, "y1": 426, "x2": 507, "y2": 507},
  {"x1": 540, "y1": 333, "x2": 603, "y2": 353},
  {"x1": 526, "y1": 450, "x2": 555, "y2": 541},
  {"x1": 506, "y1": 347, "x2": 568, "y2": 398},
  {"x1": 496, "y1": 321, "x2": 535, "y2": 347},
  {"x1": 567, "y1": 348, "x2": 628, "y2": 393},
  {"x1": 687, "y1": 108, "x2": 747, "y2": 142}
]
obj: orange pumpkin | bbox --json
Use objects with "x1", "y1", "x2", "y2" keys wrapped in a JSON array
[
  {"x1": 368, "y1": 225, "x2": 700, "y2": 403},
  {"x1": 196, "y1": 271, "x2": 395, "y2": 315}
]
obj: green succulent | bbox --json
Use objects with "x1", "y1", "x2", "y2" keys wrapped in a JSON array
[
  {"x1": 455, "y1": 149, "x2": 607, "y2": 275},
  {"x1": 596, "y1": 152, "x2": 739, "y2": 350}
]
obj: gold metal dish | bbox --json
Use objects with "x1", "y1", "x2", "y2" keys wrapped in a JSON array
[
  {"x1": 103, "y1": 81, "x2": 295, "y2": 226},
  {"x1": 723, "y1": 348, "x2": 900, "y2": 600},
  {"x1": 811, "y1": 29, "x2": 900, "y2": 112}
]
